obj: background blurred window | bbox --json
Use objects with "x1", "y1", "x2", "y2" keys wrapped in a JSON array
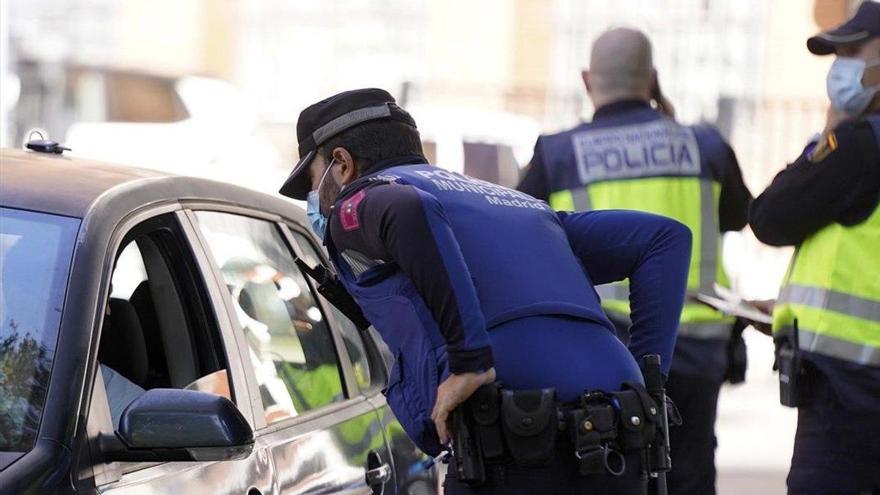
[
  {"x1": 66, "y1": 68, "x2": 189, "y2": 123},
  {"x1": 462, "y1": 141, "x2": 521, "y2": 189}
]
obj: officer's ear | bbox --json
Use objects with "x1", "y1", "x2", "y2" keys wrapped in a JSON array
[
  {"x1": 332, "y1": 147, "x2": 360, "y2": 185},
  {"x1": 650, "y1": 70, "x2": 660, "y2": 101},
  {"x1": 582, "y1": 69, "x2": 592, "y2": 94}
]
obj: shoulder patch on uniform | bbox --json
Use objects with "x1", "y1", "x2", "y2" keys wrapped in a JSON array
[
  {"x1": 808, "y1": 131, "x2": 838, "y2": 163},
  {"x1": 340, "y1": 190, "x2": 366, "y2": 231}
]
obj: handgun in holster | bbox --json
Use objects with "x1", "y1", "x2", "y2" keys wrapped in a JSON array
[
  {"x1": 774, "y1": 319, "x2": 810, "y2": 408},
  {"x1": 452, "y1": 403, "x2": 486, "y2": 486},
  {"x1": 294, "y1": 258, "x2": 371, "y2": 331}
]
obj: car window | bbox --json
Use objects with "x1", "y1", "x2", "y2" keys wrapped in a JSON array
[
  {"x1": 287, "y1": 229, "x2": 388, "y2": 392},
  {"x1": 194, "y1": 212, "x2": 345, "y2": 425},
  {"x1": 96, "y1": 216, "x2": 232, "y2": 432},
  {"x1": 110, "y1": 241, "x2": 148, "y2": 300},
  {"x1": 0, "y1": 207, "x2": 80, "y2": 453}
]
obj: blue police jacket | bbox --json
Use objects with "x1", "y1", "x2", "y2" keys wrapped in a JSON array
[{"x1": 325, "y1": 158, "x2": 691, "y2": 454}]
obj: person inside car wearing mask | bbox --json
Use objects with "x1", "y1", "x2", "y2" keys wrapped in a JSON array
[{"x1": 749, "y1": 2, "x2": 880, "y2": 493}]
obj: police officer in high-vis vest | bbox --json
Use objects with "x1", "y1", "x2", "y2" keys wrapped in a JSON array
[
  {"x1": 280, "y1": 88, "x2": 693, "y2": 494},
  {"x1": 750, "y1": 3, "x2": 880, "y2": 493},
  {"x1": 517, "y1": 28, "x2": 752, "y2": 495}
]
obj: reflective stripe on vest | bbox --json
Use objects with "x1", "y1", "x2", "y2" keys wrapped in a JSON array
[
  {"x1": 772, "y1": 115, "x2": 880, "y2": 365},
  {"x1": 775, "y1": 324, "x2": 880, "y2": 366},
  {"x1": 779, "y1": 284, "x2": 880, "y2": 322}
]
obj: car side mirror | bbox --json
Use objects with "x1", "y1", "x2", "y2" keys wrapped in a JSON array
[{"x1": 102, "y1": 389, "x2": 254, "y2": 463}]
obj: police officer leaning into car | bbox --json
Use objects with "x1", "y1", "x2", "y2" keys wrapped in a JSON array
[
  {"x1": 749, "y1": 3, "x2": 880, "y2": 493},
  {"x1": 279, "y1": 88, "x2": 693, "y2": 494},
  {"x1": 517, "y1": 28, "x2": 752, "y2": 495}
]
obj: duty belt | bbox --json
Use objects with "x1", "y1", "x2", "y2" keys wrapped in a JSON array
[{"x1": 452, "y1": 378, "x2": 680, "y2": 486}]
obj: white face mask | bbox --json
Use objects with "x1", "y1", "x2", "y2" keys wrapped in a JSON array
[{"x1": 827, "y1": 57, "x2": 880, "y2": 116}]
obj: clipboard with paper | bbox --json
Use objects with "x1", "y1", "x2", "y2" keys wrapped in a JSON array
[{"x1": 691, "y1": 284, "x2": 773, "y2": 325}]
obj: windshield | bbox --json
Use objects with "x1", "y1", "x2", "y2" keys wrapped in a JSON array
[{"x1": 0, "y1": 207, "x2": 79, "y2": 452}]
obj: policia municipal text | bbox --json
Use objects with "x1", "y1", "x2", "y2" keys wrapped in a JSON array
[{"x1": 280, "y1": 89, "x2": 692, "y2": 494}]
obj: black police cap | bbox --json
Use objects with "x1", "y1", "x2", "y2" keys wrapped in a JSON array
[
  {"x1": 807, "y1": 1, "x2": 880, "y2": 55},
  {"x1": 279, "y1": 88, "x2": 416, "y2": 200}
]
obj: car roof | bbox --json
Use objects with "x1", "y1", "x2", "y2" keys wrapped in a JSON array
[
  {"x1": 0, "y1": 148, "x2": 305, "y2": 224},
  {"x1": 1, "y1": 148, "x2": 168, "y2": 217}
]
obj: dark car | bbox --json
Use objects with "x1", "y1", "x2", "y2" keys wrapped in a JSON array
[{"x1": 0, "y1": 148, "x2": 439, "y2": 494}]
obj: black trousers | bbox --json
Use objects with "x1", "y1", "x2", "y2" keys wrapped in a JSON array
[
  {"x1": 787, "y1": 370, "x2": 880, "y2": 495},
  {"x1": 443, "y1": 441, "x2": 644, "y2": 495},
  {"x1": 665, "y1": 371, "x2": 722, "y2": 495}
]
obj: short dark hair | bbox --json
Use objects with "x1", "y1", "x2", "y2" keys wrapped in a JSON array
[{"x1": 318, "y1": 119, "x2": 424, "y2": 173}]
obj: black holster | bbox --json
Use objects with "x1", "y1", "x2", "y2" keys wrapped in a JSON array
[
  {"x1": 452, "y1": 384, "x2": 559, "y2": 486},
  {"x1": 452, "y1": 402, "x2": 485, "y2": 485},
  {"x1": 469, "y1": 382, "x2": 505, "y2": 461},
  {"x1": 725, "y1": 320, "x2": 748, "y2": 384}
]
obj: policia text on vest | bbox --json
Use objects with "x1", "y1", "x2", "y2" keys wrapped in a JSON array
[
  {"x1": 572, "y1": 119, "x2": 700, "y2": 184},
  {"x1": 529, "y1": 107, "x2": 745, "y2": 343}
]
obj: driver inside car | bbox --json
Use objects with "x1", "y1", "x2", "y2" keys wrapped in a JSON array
[
  {"x1": 98, "y1": 298, "x2": 232, "y2": 428},
  {"x1": 99, "y1": 302, "x2": 146, "y2": 429}
]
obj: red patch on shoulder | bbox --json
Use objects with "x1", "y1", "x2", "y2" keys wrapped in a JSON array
[{"x1": 340, "y1": 190, "x2": 366, "y2": 231}]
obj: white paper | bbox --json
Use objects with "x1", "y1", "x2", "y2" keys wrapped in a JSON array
[{"x1": 691, "y1": 284, "x2": 773, "y2": 324}]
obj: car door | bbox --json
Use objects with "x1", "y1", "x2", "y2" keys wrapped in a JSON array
[
  {"x1": 281, "y1": 227, "x2": 440, "y2": 495},
  {"x1": 188, "y1": 207, "x2": 394, "y2": 495},
  {"x1": 78, "y1": 208, "x2": 273, "y2": 495}
]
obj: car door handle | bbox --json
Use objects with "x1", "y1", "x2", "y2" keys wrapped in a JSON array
[{"x1": 365, "y1": 462, "x2": 392, "y2": 487}]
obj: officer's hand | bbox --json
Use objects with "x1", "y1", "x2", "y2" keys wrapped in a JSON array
[
  {"x1": 431, "y1": 368, "x2": 496, "y2": 445},
  {"x1": 656, "y1": 94, "x2": 676, "y2": 120},
  {"x1": 823, "y1": 106, "x2": 852, "y2": 134}
]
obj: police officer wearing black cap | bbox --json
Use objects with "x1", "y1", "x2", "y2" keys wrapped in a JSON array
[
  {"x1": 750, "y1": 2, "x2": 880, "y2": 493},
  {"x1": 280, "y1": 88, "x2": 694, "y2": 493}
]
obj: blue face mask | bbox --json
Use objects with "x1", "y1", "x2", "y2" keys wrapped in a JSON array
[
  {"x1": 306, "y1": 190, "x2": 327, "y2": 240},
  {"x1": 306, "y1": 159, "x2": 335, "y2": 240},
  {"x1": 827, "y1": 57, "x2": 880, "y2": 116}
]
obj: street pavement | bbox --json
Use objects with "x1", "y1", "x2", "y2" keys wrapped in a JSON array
[{"x1": 716, "y1": 330, "x2": 797, "y2": 495}]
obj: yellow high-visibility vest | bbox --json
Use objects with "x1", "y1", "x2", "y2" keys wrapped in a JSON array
[
  {"x1": 772, "y1": 116, "x2": 880, "y2": 366},
  {"x1": 547, "y1": 118, "x2": 734, "y2": 339},
  {"x1": 772, "y1": 199, "x2": 880, "y2": 366}
]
